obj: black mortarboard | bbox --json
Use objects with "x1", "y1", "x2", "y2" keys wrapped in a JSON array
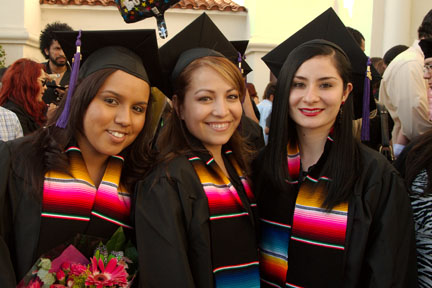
[
  {"x1": 159, "y1": 12, "x2": 251, "y2": 94},
  {"x1": 53, "y1": 29, "x2": 165, "y2": 128},
  {"x1": 55, "y1": 29, "x2": 163, "y2": 87},
  {"x1": 262, "y1": 7, "x2": 378, "y2": 125},
  {"x1": 230, "y1": 40, "x2": 253, "y2": 76},
  {"x1": 419, "y1": 38, "x2": 432, "y2": 59}
]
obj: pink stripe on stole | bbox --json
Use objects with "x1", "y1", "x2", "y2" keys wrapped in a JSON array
[
  {"x1": 43, "y1": 181, "x2": 95, "y2": 212},
  {"x1": 292, "y1": 207, "x2": 347, "y2": 245},
  {"x1": 93, "y1": 183, "x2": 130, "y2": 214},
  {"x1": 203, "y1": 185, "x2": 243, "y2": 215},
  {"x1": 240, "y1": 179, "x2": 254, "y2": 199}
]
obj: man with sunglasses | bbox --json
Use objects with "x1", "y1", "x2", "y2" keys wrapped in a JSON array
[{"x1": 380, "y1": 10, "x2": 432, "y2": 157}]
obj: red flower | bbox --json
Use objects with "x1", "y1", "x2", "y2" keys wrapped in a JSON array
[
  {"x1": 50, "y1": 285, "x2": 66, "y2": 288},
  {"x1": 85, "y1": 257, "x2": 128, "y2": 288},
  {"x1": 69, "y1": 263, "x2": 87, "y2": 276},
  {"x1": 60, "y1": 262, "x2": 70, "y2": 271},
  {"x1": 56, "y1": 270, "x2": 65, "y2": 281},
  {"x1": 27, "y1": 277, "x2": 43, "y2": 288}
]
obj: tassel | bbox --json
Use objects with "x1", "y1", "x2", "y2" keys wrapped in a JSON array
[
  {"x1": 361, "y1": 58, "x2": 371, "y2": 141},
  {"x1": 56, "y1": 30, "x2": 82, "y2": 128}
]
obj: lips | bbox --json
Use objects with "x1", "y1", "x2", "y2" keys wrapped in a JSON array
[{"x1": 299, "y1": 108, "x2": 324, "y2": 116}]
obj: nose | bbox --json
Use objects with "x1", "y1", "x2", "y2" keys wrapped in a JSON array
[
  {"x1": 212, "y1": 97, "x2": 229, "y2": 117},
  {"x1": 114, "y1": 106, "x2": 131, "y2": 126},
  {"x1": 303, "y1": 86, "x2": 320, "y2": 103}
]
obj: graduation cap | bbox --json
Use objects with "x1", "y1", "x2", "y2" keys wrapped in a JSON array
[
  {"x1": 159, "y1": 12, "x2": 251, "y2": 95},
  {"x1": 54, "y1": 29, "x2": 165, "y2": 128},
  {"x1": 262, "y1": 7, "x2": 378, "y2": 139},
  {"x1": 230, "y1": 40, "x2": 253, "y2": 76},
  {"x1": 419, "y1": 38, "x2": 432, "y2": 59}
]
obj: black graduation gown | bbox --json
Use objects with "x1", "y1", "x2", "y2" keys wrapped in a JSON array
[
  {"x1": 252, "y1": 143, "x2": 418, "y2": 287},
  {"x1": 134, "y1": 154, "x2": 257, "y2": 288}
]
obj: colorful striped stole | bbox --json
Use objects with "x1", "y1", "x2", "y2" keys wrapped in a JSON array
[
  {"x1": 188, "y1": 150, "x2": 260, "y2": 288},
  {"x1": 42, "y1": 147, "x2": 132, "y2": 229},
  {"x1": 259, "y1": 136, "x2": 348, "y2": 287}
]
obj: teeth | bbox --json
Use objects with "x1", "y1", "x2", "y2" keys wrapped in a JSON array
[
  {"x1": 301, "y1": 109, "x2": 321, "y2": 113},
  {"x1": 109, "y1": 131, "x2": 125, "y2": 138},
  {"x1": 209, "y1": 123, "x2": 229, "y2": 129}
]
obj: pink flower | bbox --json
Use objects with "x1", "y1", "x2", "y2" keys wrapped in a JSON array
[
  {"x1": 69, "y1": 263, "x2": 87, "y2": 276},
  {"x1": 50, "y1": 285, "x2": 66, "y2": 288},
  {"x1": 56, "y1": 270, "x2": 65, "y2": 281},
  {"x1": 85, "y1": 257, "x2": 128, "y2": 288},
  {"x1": 27, "y1": 277, "x2": 43, "y2": 288}
]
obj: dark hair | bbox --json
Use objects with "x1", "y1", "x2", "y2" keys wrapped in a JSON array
[
  {"x1": 383, "y1": 45, "x2": 409, "y2": 66},
  {"x1": 346, "y1": 27, "x2": 365, "y2": 48},
  {"x1": 259, "y1": 42, "x2": 360, "y2": 210},
  {"x1": 0, "y1": 67, "x2": 8, "y2": 82},
  {"x1": 157, "y1": 56, "x2": 250, "y2": 173},
  {"x1": 403, "y1": 130, "x2": 432, "y2": 195},
  {"x1": 370, "y1": 57, "x2": 385, "y2": 75},
  {"x1": 246, "y1": 82, "x2": 257, "y2": 98},
  {"x1": 0, "y1": 58, "x2": 47, "y2": 125},
  {"x1": 17, "y1": 68, "x2": 155, "y2": 198},
  {"x1": 39, "y1": 22, "x2": 73, "y2": 59},
  {"x1": 418, "y1": 9, "x2": 432, "y2": 39},
  {"x1": 263, "y1": 82, "x2": 276, "y2": 100}
]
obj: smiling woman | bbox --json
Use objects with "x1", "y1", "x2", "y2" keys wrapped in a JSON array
[
  {"x1": 0, "y1": 29, "x2": 164, "y2": 287},
  {"x1": 135, "y1": 13, "x2": 260, "y2": 288}
]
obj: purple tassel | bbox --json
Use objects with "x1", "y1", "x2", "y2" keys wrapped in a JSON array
[
  {"x1": 56, "y1": 30, "x2": 82, "y2": 128},
  {"x1": 361, "y1": 58, "x2": 371, "y2": 141}
]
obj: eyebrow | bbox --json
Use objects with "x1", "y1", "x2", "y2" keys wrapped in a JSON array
[
  {"x1": 293, "y1": 75, "x2": 338, "y2": 81},
  {"x1": 194, "y1": 88, "x2": 237, "y2": 95},
  {"x1": 100, "y1": 90, "x2": 148, "y2": 105}
]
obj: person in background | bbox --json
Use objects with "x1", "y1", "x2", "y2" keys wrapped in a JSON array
[
  {"x1": 347, "y1": 26, "x2": 365, "y2": 51},
  {"x1": 380, "y1": 9, "x2": 432, "y2": 157},
  {"x1": 0, "y1": 29, "x2": 165, "y2": 287},
  {"x1": 39, "y1": 22, "x2": 73, "y2": 106},
  {"x1": 257, "y1": 82, "x2": 276, "y2": 144},
  {"x1": 135, "y1": 13, "x2": 260, "y2": 287},
  {"x1": 393, "y1": 39, "x2": 432, "y2": 287},
  {"x1": 383, "y1": 44, "x2": 409, "y2": 68},
  {"x1": 0, "y1": 106, "x2": 23, "y2": 141},
  {"x1": 0, "y1": 58, "x2": 48, "y2": 135}
]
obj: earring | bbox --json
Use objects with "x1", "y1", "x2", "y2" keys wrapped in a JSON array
[{"x1": 338, "y1": 102, "x2": 344, "y2": 125}]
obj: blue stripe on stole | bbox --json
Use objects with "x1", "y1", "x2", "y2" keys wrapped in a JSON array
[
  {"x1": 214, "y1": 263, "x2": 260, "y2": 288},
  {"x1": 260, "y1": 219, "x2": 291, "y2": 259}
]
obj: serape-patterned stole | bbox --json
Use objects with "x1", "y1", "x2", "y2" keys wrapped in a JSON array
[
  {"x1": 259, "y1": 136, "x2": 349, "y2": 288},
  {"x1": 188, "y1": 150, "x2": 260, "y2": 288},
  {"x1": 42, "y1": 146, "x2": 132, "y2": 229}
]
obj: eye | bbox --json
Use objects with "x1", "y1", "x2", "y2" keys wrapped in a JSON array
[
  {"x1": 104, "y1": 98, "x2": 119, "y2": 105},
  {"x1": 227, "y1": 93, "x2": 239, "y2": 100},
  {"x1": 320, "y1": 83, "x2": 333, "y2": 88},
  {"x1": 132, "y1": 105, "x2": 146, "y2": 113},
  {"x1": 198, "y1": 96, "x2": 212, "y2": 102},
  {"x1": 292, "y1": 81, "x2": 305, "y2": 88}
]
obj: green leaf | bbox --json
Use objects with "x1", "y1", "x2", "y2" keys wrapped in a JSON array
[{"x1": 105, "y1": 227, "x2": 126, "y2": 252}]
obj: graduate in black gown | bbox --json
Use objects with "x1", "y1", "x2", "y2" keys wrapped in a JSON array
[
  {"x1": 135, "y1": 13, "x2": 260, "y2": 288},
  {"x1": 0, "y1": 29, "x2": 164, "y2": 287},
  {"x1": 253, "y1": 9, "x2": 418, "y2": 288}
]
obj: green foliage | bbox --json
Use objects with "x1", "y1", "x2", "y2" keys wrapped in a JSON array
[{"x1": 0, "y1": 45, "x2": 5, "y2": 68}]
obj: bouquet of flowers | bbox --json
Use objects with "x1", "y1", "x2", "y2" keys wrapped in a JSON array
[{"x1": 19, "y1": 227, "x2": 137, "y2": 288}]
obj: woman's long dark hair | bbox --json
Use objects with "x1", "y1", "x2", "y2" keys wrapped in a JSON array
[
  {"x1": 403, "y1": 130, "x2": 432, "y2": 195},
  {"x1": 259, "y1": 42, "x2": 360, "y2": 210},
  {"x1": 15, "y1": 68, "x2": 156, "y2": 199},
  {"x1": 157, "y1": 56, "x2": 250, "y2": 174}
]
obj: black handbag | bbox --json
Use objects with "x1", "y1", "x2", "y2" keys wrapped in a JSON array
[{"x1": 376, "y1": 102, "x2": 395, "y2": 162}]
